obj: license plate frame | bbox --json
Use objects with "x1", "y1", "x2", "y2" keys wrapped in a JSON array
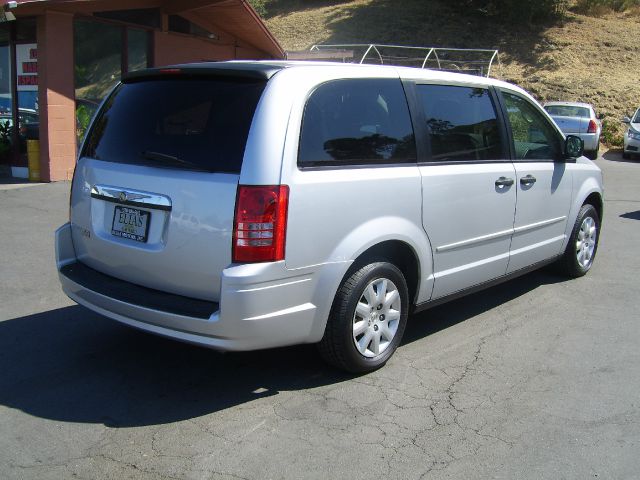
[{"x1": 111, "y1": 205, "x2": 151, "y2": 243}]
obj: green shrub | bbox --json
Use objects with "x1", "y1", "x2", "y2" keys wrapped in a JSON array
[
  {"x1": 601, "y1": 119, "x2": 624, "y2": 147},
  {"x1": 454, "y1": 0, "x2": 569, "y2": 23},
  {"x1": 0, "y1": 121, "x2": 11, "y2": 161},
  {"x1": 76, "y1": 104, "x2": 92, "y2": 143},
  {"x1": 248, "y1": 0, "x2": 268, "y2": 16}
]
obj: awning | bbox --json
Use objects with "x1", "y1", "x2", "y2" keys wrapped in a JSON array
[{"x1": 1, "y1": 0, "x2": 284, "y2": 58}]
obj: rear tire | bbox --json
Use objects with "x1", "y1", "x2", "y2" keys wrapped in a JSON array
[
  {"x1": 586, "y1": 144, "x2": 599, "y2": 160},
  {"x1": 318, "y1": 262, "x2": 409, "y2": 373},
  {"x1": 557, "y1": 204, "x2": 600, "y2": 278}
]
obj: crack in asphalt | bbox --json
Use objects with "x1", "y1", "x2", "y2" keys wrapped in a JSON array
[{"x1": 5, "y1": 316, "x2": 519, "y2": 480}]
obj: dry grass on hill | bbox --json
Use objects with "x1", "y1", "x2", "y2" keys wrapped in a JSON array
[{"x1": 261, "y1": 0, "x2": 640, "y2": 144}]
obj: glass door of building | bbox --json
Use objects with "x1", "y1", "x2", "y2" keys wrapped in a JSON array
[
  {"x1": 0, "y1": 26, "x2": 12, "y2": 175},
  {"x1": 0, "y1": 19, "x2": 38, "y2": 178}
]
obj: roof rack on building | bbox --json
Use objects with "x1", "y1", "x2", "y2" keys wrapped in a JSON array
[{"x1": 286, "y1": 44, "x2": 501, "y2": 78}]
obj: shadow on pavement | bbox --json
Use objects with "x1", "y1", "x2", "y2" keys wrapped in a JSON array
[
  {"x1": 602, "y1": 149, "x2": 638, "y2": 163},
  {"x1": 0, "y1": 305, "x2": 345, "y2": 428},
  {"x1": 0, "y1": 175, "x2": 48, "y2": 191},
  {"x1": 0, "y1": 270, "x2": 563, "y2": 428},
  {"x1": 0, "y1": 177, "x2": 31, "y2": 184},
  {"x1": 620, "y1": 210, "x2": 640, "y2": 220},
  {"x1": 405, "y1": 269, "x2": 563, "y2": 344}
]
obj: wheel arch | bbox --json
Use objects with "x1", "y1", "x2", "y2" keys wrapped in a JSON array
[
  {"x1": 561, "y1": 175, "x2": 603, "y2": 252},
  {"x1": 583, "y1": 191, "x2": 603, "y2": 222},
  {"x1": 328, "y1": 216, "x2": 433, "y2": 302},
  {"x1": 316, "y1": 240, "x2": 419, "y2": 372},
  {"x1": 307, "y1": 224, "x2": 433, "y2": 343},
  {"x1": 345, "y1": 240, "x2": 421, "y2": 307}
]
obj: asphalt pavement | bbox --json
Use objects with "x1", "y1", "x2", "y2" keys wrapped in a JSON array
[{"x1": 1, "y1": 151, "x2": 639, "y2": 479}]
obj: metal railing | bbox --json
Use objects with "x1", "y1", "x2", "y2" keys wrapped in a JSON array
[{"x1": 287, "y1": 44, "x2": 502, "y2": 78}]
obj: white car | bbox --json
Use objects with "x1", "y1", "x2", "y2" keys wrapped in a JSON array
[
  {"x1": 56, "y1": 61, "x2": 604, "y2": 372},
  {"x1": 543, "y1": 102, "x2": 602, "y2": 160},
  {"x1": 623, "y1": 108, "x2": 640, "y2": 159}
]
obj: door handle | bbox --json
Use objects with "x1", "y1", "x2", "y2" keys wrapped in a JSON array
[
  {"x1": 495, "y1": 177, "x2": 514, "y2": 187},
  {"x1": 520, "y1": 175, "x2": 537, "y2": 186}
]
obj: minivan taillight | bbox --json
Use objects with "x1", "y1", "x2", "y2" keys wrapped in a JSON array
[
  {"x1": 587, "y1": 119, "x2": 598, "y2": 134},
  {"x1": 232, "y1": 185, "x2": 289, "y2": 263}
]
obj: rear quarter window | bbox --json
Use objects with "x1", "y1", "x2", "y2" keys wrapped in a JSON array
[
  {"x1": 83, "y1": 77, "x2": 266, "y2": 173},
  {"x1": 298, "y1": 78, "x2": 416, "y2": 167}
]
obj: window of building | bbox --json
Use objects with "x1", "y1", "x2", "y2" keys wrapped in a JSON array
[
  {"x1": 0, "y1": 19, "x2": 39, "y2": 172},
  {"x1": 74, "y1": 18, "x2": 151, "y2": 142},
  {"x1": 168, "y1": 15, "x2": 191, "y2": 35},
  {"x1": 168, "y1": 15, "x2": 218, "y2": 40},
  {"x1": 127, "y1": 28, "x2": 149, "y2": 72},
  {"x1": 417, "y1": 84, "x2": 504, "y2": 162},
  {"x1": 0, "y1": 26, "x2": 11, "y2": 166},
  {"x1": 15, "y1": 18, "x2": 36, "y2": 42},
  {"x1": 74, "y1": 19, "x2": 123, "y2": 103},
  {"x1": 94, "y1": 8, "x2": 161, "y2": 29},
  {"x1": 298, "y1": 79, "x2": 416, "y2": 166},
  {"x1": 502, "y1": 92, "x2": 562, "y2": 161}
]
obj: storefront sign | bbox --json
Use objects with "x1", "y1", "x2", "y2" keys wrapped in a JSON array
[{"x1": 16, "y1": 44, "x2": 37, "y2": 91}]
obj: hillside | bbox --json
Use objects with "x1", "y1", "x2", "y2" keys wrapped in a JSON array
[{"x1": 260, "y1": 0, "x2": 640, "y2": 144}]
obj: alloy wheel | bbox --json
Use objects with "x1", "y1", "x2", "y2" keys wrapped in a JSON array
[{"x1": 352, "y1": 277, "x2": 401, "y2": 358}]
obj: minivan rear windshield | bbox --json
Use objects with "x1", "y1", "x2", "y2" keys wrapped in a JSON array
[{"x1": 82, "y1": 77, "x2": 266, "y2": 173}]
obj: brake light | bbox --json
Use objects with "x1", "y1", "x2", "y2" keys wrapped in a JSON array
[
  {"x1": 232, "y1": 185, "x2": 289, "y2": 263},
  {"x1": 587, "y1": 119, "x2": 598, "y2": 134}
]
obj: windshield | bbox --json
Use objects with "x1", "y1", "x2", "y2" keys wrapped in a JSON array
[
  {"x1": 633, "y1": 110, "x2": 640, "y2": 123},
  {"x1": 83, "y1": 77, "x2": 266, "y2": 173},
  {"x1": 544, "y1": 105, "x2": 590, "y2": 118}
]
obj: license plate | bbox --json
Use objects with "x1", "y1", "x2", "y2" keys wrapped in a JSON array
[{"x1": 111, "y1": 206, "x2": 150, "y2": 243}]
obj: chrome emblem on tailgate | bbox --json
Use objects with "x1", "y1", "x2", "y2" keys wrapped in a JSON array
[{"x1": 90, "y1": 185, "x2": 173, "y2": 212}]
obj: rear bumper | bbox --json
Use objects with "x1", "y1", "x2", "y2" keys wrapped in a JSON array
[
  {"x1": 56, "y1": 223, "x2": 339, "y2": 351},
  {"x1": 577, "y1": 132, "x2": 599, "y2": 152}
]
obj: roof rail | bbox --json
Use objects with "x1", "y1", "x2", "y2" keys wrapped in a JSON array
[{"x1": 286, "y1": 44, "x2": 502, "y2": 78}]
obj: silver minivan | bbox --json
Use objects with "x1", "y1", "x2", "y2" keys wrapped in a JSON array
[{"x1": 56, "y1": 61, "x2": 603, "y2": 372}]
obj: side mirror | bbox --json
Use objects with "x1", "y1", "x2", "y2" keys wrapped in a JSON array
[
  {"x1": 622, "y1": 116, "x2": 631, "y2": 124},
  {"x1": 564, "y1": 135, "x2": 584, "y2": 159},
  {"x1": 597, "y1": 113, "x2": 605, "y2": 120}
]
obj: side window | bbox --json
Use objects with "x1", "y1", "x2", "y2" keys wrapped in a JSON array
[
  {"x1": 502, "y1": 92, "x2": 562, "y2": 161},
  {"x1": 417, "y1": 84, "x2": 504, "y2": 162},
  {"x1": 298, "y1": 79, "x2": 416, "y2": 166}
]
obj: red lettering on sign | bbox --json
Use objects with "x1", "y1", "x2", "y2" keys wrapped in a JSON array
[
  {"x1": 30, "y1": 49, "x2": 37, "y2": 60},
  {"x1": 22, "y1": 62, "x2": 38, "y2": 74},
  {"x1": 18, "y1": 75, "x2": 38, "y2": 86}
]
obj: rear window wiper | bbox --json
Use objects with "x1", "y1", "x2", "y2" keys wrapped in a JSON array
[{"x1": 141, "y1": 151, "x2": 207, "y2": 171}]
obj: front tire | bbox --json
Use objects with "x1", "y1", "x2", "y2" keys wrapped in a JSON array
[
  {"x1": 558, "y1": 204, "x2": 600, "y2": 278},
  {"x1": 622, "y1": 151, "x2": 631, "y2": 160},
  {"x1": 318, "y1": 262, "x2": 409, "y2": 373}
]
